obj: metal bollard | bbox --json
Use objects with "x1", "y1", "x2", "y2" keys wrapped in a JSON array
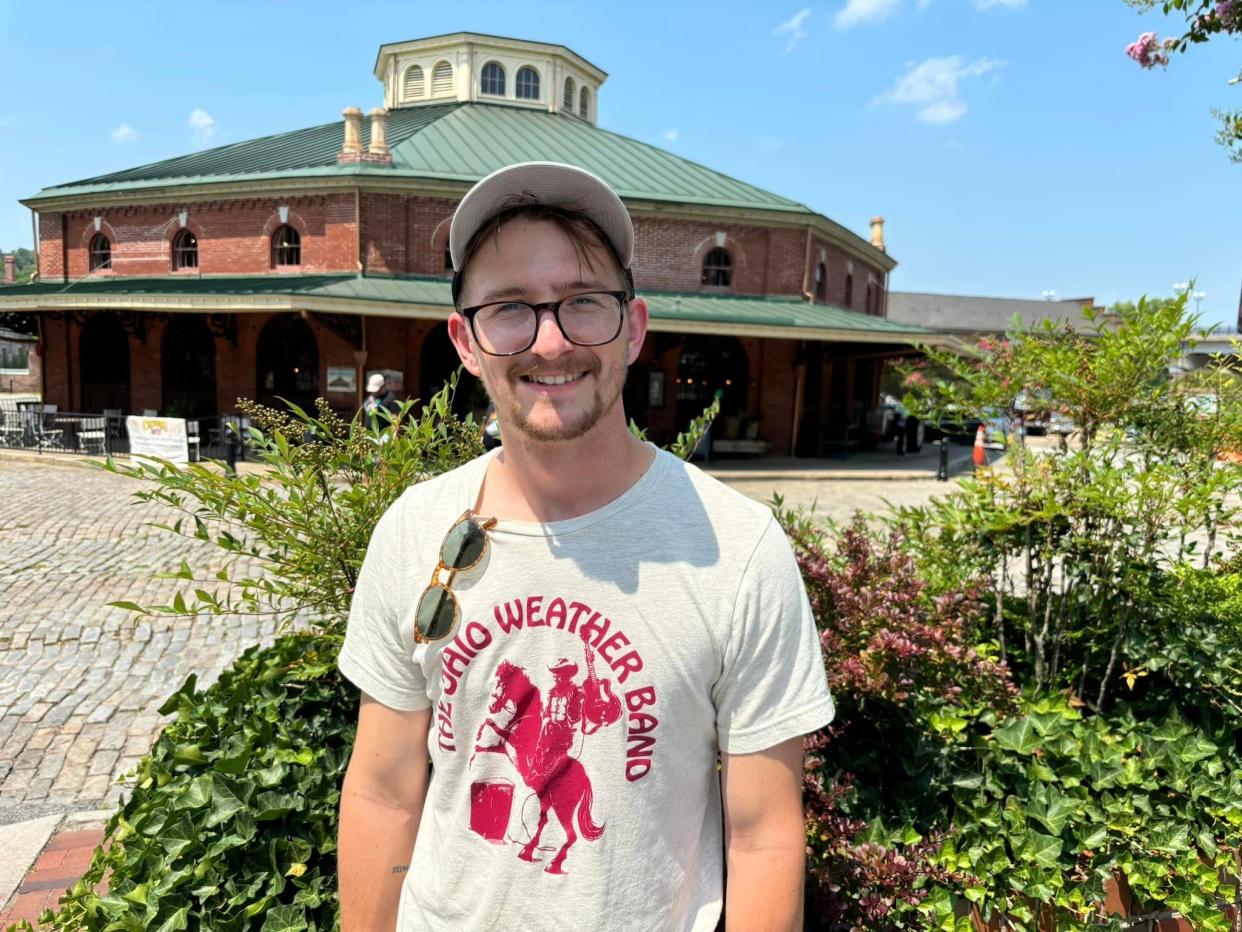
[{"x1": 936, "y1": 439, "x2": 949, "y2": 481}]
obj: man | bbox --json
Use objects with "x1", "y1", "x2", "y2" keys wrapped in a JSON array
[
  {"x1": 337, "y1": 162, "x2": 833, "y2": 931},
  {"x1": 362, "y1": 372, "x2": 400, "y2": 429}
]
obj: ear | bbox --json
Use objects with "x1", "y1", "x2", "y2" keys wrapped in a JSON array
[
  {"x1": 624, "y1": 297, "x2": 649, "y2": 367},
  {"x1": 447, "y1": 312, "x2": 483, "y2": 378}
]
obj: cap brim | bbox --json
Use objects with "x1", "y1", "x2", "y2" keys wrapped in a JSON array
[{"x1": 449, "y1": 162, "x2": 634, "y2": 272}]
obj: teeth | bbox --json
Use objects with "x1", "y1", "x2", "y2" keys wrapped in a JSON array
[{"x1": 528, "y1": 372, "x2": 584, "y2": 386}]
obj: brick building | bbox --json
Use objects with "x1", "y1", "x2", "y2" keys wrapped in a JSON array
[{"x1": 0, "y1": 31, "x2": 930, "y2": 456}]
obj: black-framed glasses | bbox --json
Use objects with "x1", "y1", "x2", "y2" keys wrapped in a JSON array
[
  {"x1": 460, "y1": 290, "x2": 630, "y2": 356},
  {"x1": 414, "y1": 509, "x2": 496, "y2": 642}
]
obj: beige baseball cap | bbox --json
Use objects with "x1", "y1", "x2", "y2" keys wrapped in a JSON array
[{"x1": 449, "y1": 161, "x2": 634, "y2": 272}]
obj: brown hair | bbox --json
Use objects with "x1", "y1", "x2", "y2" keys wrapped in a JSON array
[{"x1": 451, "y1": 199, "x2": 634, "y2": 307}]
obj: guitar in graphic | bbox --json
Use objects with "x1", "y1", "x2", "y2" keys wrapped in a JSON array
[{"x1": 581, "y1": 641, "x2": 621, "y2": 734}]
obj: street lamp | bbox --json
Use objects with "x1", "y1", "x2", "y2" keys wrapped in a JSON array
[
  {"x1": 1192, "y1": 290, "x2": 1205, "y2": 315},
  {"x1": 1041, "y1": 289, "x2": 1056, "y2": 301},
  {"x1": 1173, "y1": 281, "x2": 1190, "y2": 295}
]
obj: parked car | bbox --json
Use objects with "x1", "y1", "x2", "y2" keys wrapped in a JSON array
[{"x1": 871, "y1": 397, "x2": 924, "y2": 452}]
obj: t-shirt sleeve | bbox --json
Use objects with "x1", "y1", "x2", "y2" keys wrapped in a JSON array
[
  {"x1": 713, "y1": 516, "x2": 834, "y2": 755},
  {"x1": 337, "y1": 499, "x2": 431, "y2": 712}
]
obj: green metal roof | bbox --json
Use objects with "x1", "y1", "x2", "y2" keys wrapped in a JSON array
[
  {"x1": 0, "y1": 275, "x2": 930, "y2": 339},
  {"x1": 30, "y1": 103, "x2": 808, "y2": 215}
]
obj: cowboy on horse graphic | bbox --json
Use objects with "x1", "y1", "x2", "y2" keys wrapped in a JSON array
[{"x1": 470, "y1": 641, "x2": 622, "y2": 874}]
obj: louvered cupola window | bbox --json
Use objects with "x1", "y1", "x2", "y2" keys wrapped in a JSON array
[
  {"x1": 563, "y1": 77, "x2": 575, "y2": 110},
  {"x1": 516, "y1": 66, "x2": 540, "y2": 100},
  {"x1": 89, "y1": 234, "x2": 112, "y2": 272},
  {"x1": 578, "y1": 87, "x2": 591, "y2": 119},
  {"x1": 403, "y1": 65, "x2": 425, "y2": 100},
  {"x1": 481, "y1": 62, "x2": 506, "y2": 96},
  {"x1": 431, "y1": 61, "x2": 453, "y2": 97}
]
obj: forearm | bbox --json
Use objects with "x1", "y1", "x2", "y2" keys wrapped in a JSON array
[
  {"x1": 724, "y1": 840, "x2": 805, "y2": 932},
  {"x1": 338, "y1": 784, "x2": 424, "y2": 931}
]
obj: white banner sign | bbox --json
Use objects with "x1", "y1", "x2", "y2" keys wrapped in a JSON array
[{"x1": 126, "y1": 416, "x2": 189, "y2": 464}]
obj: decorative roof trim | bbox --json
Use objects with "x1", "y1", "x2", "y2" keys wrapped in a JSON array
[{"x1": 0, "y1": 282, "x2": 940, "y2": 345}]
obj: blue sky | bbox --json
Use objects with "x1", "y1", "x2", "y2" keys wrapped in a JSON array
[{"x1": 0, "y1": 0, "x2": 1238, "y2": 326}]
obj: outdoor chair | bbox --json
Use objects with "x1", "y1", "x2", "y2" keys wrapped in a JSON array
[
  {"x1": 77, "y1": 416, "x2": 107, "y2": 455},
  {"x1": 0, "y1": 406, "x2": 24, "y2": 447}
]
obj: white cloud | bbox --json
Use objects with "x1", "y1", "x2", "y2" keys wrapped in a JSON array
[
  {"x1": 773, "y1": 9, "x2": 811, "y2": 54},
  {"x1": 110, "y1": 123, "x2": 138, "y2": 144},
  {"x1": 873, "y1": 55, "x2": 1001, "y2": 123},
  {"x1": 188, "y1": 108, "x2": 216, "y2": 146},
  {"x1": 976, "y1": 0, "x2": 1026, "y2": 7},
  {"x1": 835, "y1": 0, "x2": 899, "y2": 30},
  {"x1": 662, "y1": 128, "x2": 680, "y2": 142}
]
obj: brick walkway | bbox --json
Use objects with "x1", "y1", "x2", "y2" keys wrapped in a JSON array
[
  {"x1": 0, "y1": 454, "x2": 273, "y2": 826},
  {"x1": 0, "y1": 825, "x2": 104, "y2": 927}
]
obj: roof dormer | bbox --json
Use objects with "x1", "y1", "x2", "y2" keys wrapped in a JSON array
[{"x1": 374, "y1": 32, "x2": 607, "y2": 124}]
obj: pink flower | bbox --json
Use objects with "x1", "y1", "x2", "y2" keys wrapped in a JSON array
[{"x1": 1126, "y1": 31, "x2": 1170, "y2": 69}]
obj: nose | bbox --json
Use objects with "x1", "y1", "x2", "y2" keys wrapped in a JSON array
[{"x1": 528, "y1": 305, "x2": 574, "y2": 358}]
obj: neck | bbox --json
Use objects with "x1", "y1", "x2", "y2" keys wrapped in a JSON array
[{"x1": 479, "y1": 407, "x2": 655, "y2": 523}]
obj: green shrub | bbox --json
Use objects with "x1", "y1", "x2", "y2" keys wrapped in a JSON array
[{"x1": 12, "y1": 633, "x2": 351, "y2": 932}]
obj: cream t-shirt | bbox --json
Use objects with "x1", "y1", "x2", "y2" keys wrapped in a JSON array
[{"x1": 338, "y1": 445, "x2": 834, "y2": 931}]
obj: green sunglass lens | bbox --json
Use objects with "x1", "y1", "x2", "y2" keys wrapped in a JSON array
[
  {"x1": 442, "y1": 518, "x2": 487, "y2": 570},
  {"x1": 416, "y1": 586, "x2": 458, "y2": 640}
]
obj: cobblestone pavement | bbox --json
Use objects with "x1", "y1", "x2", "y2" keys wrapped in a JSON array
[
  {"x1": 0, "y1": 452, "x2": 952, "y2": 829},
  {"x1": 718, "y1": 475, "x2": 954, "y2": 524},
  {"x1": 0, "y1": 455, "x2": 273, "y2": 826}
]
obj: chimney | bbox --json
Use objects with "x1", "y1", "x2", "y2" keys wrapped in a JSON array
[
  {"x1": 3, "y1": 254, "x2": 14, "y2": 285},
  {"x1": 338, "y1": 107, "x2": 364, "y2": 161},
  {"x1": 367, "y1": 108, "x2": 392, "y2": 163},
  {"x1": 869, "y1": 217, "x2": 886, "y2": 252}
]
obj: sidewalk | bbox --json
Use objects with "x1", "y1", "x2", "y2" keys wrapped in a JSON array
[
  {"x1": 0, "y1": 813, "x2": 106, "y2": 928},
  {"x1": 702, "y1": 440, "x2": 976, "y2": 481}
]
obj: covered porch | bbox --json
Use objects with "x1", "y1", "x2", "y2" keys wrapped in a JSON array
[{"x1": 0, "y1": 275, "x2": 940, "y2": 460}]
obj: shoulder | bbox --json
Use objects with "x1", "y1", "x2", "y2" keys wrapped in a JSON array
[
  {"x1": 650, "y1": 450, "x2": 778, "y2": 554},
  {"x1": 377, "y1": 450, "x2": 494, "y2": 542}
]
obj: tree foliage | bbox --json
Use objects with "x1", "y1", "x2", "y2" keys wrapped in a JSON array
[{"x1": 1124, "y1": 0, "x2": 1242, "y2": 161}]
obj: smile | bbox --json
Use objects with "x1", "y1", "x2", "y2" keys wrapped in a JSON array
[{"x1": 520, "y1": 371, "x2": 588, "y2": 386}]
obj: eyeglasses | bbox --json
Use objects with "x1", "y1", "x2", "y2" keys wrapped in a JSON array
[
  {"x1": 460, "y1": 290, "x2": 630, "y2": 356},
  {"x1": 414, "y1": 509, "x2": 496, "y2": 642}
]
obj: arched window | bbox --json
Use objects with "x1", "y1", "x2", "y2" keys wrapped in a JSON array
[
  {"x1": 701, "y1": 247, "x2": 732, "y2": 287},
  {"x1": 271, "y1": 226, "x2": 301, "y2": 267},
  {"x1": 89, "y1": 234, "x2": 112, "y2": 272},
  {"x1": 814, "y1": 263, "x2": 826, "y2": 301},
  {"x1": 578, "y1": 86, "x2": 591, "y2": 119},
  {"x1": 563, "y1": 77, "x2": 575, "y2": 110},
  {"x1": 516, "y1": 66, "x2": 540, "y2": 100},
  {"x1": 403, "y1": 65, "x2": 425, "y2": 100},
  {"x1": 172, "y1": 229, "x2": 198, "y2": 270},
  {"x1": 481, "y1": 62, "x2": 506, "y2": 96},
  {"x1": 431, "y1": 60, "x2": 453, "y2": 96},
  {"x1": 843, "y1": 272, "x2": 853, "y2": 308}
]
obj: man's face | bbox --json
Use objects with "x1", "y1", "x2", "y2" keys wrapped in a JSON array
[{"x1": 448, "y1": 218, "x2": 648, "y2": 444}]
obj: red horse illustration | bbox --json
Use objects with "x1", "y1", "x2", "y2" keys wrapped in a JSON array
[{"x1": 471, "y1": 659, "x2": 604, "y2": 874}]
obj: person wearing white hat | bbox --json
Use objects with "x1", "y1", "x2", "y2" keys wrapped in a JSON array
[
  {"x1": 337, "y1": 162, "x2": 833, "y2": 931},
  {"x1": 363, "y1": 372, "x2": 399, "y2": 429}
]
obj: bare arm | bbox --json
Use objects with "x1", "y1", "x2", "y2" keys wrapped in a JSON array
[
  {"x1": 720, "y1": 737, "x2": 807, "y2": 932},
  {"x1": 338, "y1": 693, "x2": 432, "y2": 932}
]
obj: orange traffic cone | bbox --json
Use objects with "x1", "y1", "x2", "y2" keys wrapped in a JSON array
[{"x1": 972, "y1": 424, "x2": 987, "y2": 468}]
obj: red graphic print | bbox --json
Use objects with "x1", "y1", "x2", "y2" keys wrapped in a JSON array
[{"x1": 469, "y1": 642, "x2": 621, "y2": 875}]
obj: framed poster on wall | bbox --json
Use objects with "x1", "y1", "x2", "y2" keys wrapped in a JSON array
[{"x1": 327, "y1": 367, "x2": 357, "y2": 393}]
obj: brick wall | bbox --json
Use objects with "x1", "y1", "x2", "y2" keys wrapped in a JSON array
[
  {"x1": 39, "y1": 195, "x2": 888, "y2": 313},
  {"x1": 42, "y1": 196, "x2": 359, "y2": 279}
]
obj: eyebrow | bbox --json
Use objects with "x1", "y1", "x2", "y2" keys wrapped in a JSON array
[{"x1": 478, "y1": 280, "x2": 611, "y2": 302}]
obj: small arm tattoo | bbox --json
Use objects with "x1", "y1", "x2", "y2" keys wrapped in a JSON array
[{"x1": 391, "y1": 865, "x2": 409, "y2": 874}]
